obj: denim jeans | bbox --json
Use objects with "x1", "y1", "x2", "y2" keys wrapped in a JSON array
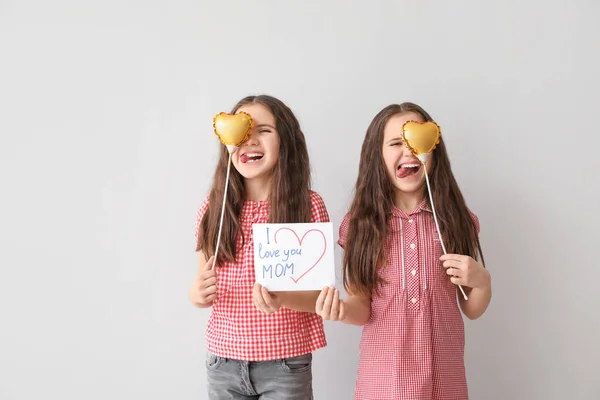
[{"x1": 205, "y1": 352, "x2": 313, "y2": 399}]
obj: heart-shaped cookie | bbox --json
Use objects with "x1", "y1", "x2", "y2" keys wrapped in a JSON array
[
  {"x1": 213, "y1": 111, "x2": 253, "y2": 152},
  {"x1": 401, "y1": 121, "x2": 441, "y2": 162}
]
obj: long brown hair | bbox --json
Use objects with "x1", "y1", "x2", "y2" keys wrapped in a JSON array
[
  {"x1": 343, "y1": 102, "x2": 485, "y2": 296},
  {"x1": 196, "y1": 95, "x2": 312, "y2": 262}
]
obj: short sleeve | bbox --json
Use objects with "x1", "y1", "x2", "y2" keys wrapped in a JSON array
[
  {"x1": 309, "y1": 191, "x2": 330, "y2": 223},
  {"x1": 338, "y1": 213, "x2": 351, "y2": 248},
  {"x1": 193, "y1": 196, "x2": 210, "y2": 244}
]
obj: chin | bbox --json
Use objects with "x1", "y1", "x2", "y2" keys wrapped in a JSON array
[
  {"x1": 393, "y1": 182, "x2": 426, "y2": 194},
  {"x1": 239, "y1": 165, "x2": 275, "y2": 181},
  {"x1": 238, "y1": 169, "x2": 263, "y2": 180}
]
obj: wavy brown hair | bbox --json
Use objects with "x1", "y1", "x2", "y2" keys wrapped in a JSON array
[
  {"x1": 196, "y1": 95, "x2": 312, "y2": 262},
  {"x1": 343, "y1": 102, "x2": 485, "y2": 296}
]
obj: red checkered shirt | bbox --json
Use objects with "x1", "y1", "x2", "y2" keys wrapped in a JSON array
[
  {"x1": 339, "y1": 200, "x2": 480, "y2": 400},
  {"x1": 194, "y1": 190, "x2": 329, "y2": 361}
]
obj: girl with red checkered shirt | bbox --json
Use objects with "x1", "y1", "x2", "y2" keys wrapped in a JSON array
[
  {"x1": 316, "y1": 102, "x2": 492, "y2": 400},
  {"x1": 190, "y1": 95, "x2": 330, "y2": 400}
]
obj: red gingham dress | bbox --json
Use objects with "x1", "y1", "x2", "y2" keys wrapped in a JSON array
[
  {"x1": 339, "y1": 200, "x2": 480, "y2": 400},
  {"x1": 194, "y1": 190, "x2": 329, "y2": 361}
]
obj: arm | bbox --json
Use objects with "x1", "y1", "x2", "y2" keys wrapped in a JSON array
[
  {"x1": 252, "y1": 285, "x2": 320, "y2": 314},
  {"x1": 191, "y1": 197, "x2": 214, "y2": 308},
  {"x1": 458, "y1": 274, "x2": 492, "y2": 320},
  {"x1": 189, "y1": 250, "x2": 217, "y2": 309},
  {"x1": 340, "y1": 293, "x2": 371, "y2": 326},
  {"x1": 440, "y1": 254, "x2": 492, "y2": 320},
  {"x1": 278, "y1": 290, "x2": 321, "y2": 313}
]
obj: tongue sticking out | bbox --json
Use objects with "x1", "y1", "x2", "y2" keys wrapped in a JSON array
[
  {"x1": 240, "y1": 154, "x2": 263, "y2": 163},
  {"x1": 397, "y1": 166, "x2": 419, "y2": 178}
]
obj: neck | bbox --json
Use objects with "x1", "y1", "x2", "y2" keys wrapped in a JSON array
[
  {"x1": 244, "y1": 176, "x2": 271, "y2": 201},
  {"x1": 394, "y1": 188, "x2": 425, "y2": 213}
]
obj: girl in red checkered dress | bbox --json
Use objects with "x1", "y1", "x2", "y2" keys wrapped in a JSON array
[
  {"x1": 316, "y1": 103, "x2": 492, "y2": 400},
  {"x1": 189, "y1": 95, "x2": 329, "y2": 399}
]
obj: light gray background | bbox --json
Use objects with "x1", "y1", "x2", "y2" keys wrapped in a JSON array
[{"x1": 1, "y1": 1, "x2": 598, "y2": 399}]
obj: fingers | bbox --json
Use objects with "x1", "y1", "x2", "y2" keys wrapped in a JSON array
[
  {"x1": 315, "y1": 287, "x2": 329, "y2": 314},
  {"x1": 315, "y1": 287, "x2": 343, "y2": 321},
  {"x1": 445, "y1": 266, "x2": 464, "y2": 278},
  {"x1": 198, "y1": 269, "x2": 217, "y2": 291},
  {"x1": 261, "y1": 285, "x2": 279, "y2": 312},
  {"x1": 252, "y1": 283, "x2": 279, "y2": 314},
  {"x1": 201, "y1": 281, "x2": 218, "y2": 294},
  {"x1": 194, "y1": 265, "x2": 218, "y2": 305},
  {"x1": 203, "y1": 256, "x2": 216, "y2": 271},
  {"x1": 200, "y1": 275, "x2": 217, "y2": 288},
  {"x1": 439, "y1": 254, "x2": 469, "y2": 263},
  {"x1": 450, "y1": 276, "x2": 464, "y2": 286},
  {"x1": 192, "y1": 281, "x2": 217, "y2": 305},
  {"x1": 253, "y1": 283, "x2": 268, "y2": 312},
  {"x1": 442, "y1": 258, "x2": 479, "y2": 287},
  {"x1": 203, "y1": 290, "x2": 217, "y2": 303},
  {"x1": 198, "y1": 268, "x2": 217, "y2": 282},
  {"x1": 198, "y1": 255, "x2": 216, "y2": 275},
  {"x1": 441, "y1": 259, "x2": 465, "y2": 271},
  {"x1": 444, "y1": 261, "x2": 476, "y2": 287},
  {"x1": 330, "y1": 289, "x2": 340, "y2": 320},
  {"x1": 321, "y1": 287, "x2": 336, "y2": 317}
]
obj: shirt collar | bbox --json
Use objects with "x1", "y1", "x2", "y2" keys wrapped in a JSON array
[{"x1": 390, "y1": 199, "x2": 432, "y2": 218}]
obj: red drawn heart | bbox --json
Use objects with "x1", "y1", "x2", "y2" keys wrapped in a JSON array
[{"x1": 274, "y1": 228, "x2": 327, "y2": 284}]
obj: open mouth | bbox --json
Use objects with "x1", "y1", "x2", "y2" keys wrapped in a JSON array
[
  {"x1": 396, "y1": 163, "x2": 421, "y2": 179},
  {"x1": 240, "y1": 152, "x2": 264, "y2": 164}
]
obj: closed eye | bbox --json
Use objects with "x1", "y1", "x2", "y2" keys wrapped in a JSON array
[{"x1": 390, "y1": 141, "x2": 402, "y2": 146}]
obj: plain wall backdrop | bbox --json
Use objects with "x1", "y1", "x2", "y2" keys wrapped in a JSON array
[{"x1": 1, "y1": 1, "x2": 599, "y2": 399}]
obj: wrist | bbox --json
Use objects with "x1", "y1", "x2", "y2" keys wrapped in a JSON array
[
  {"x1": 340, "y1": 299, "x2": 367, "y2": 326},
  {"x1": 274, "y1": 293, "x2": 286, "y2": 309}
]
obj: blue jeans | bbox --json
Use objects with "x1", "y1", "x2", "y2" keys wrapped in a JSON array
[{"x1": 205, "y1": 352, "x2": 313, "y2": 399}]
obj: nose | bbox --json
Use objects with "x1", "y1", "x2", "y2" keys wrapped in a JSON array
[
  {"x1": 402, "y1": 141, "x2": 412, "y2": 153},
  {"x1": 242, "y1": 132, "x2": 259, "y2": 147}
]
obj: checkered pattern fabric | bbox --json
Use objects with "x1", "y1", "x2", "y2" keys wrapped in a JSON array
[
  {"x1": 339, "y1": 200, "x2": 480, "y2": 400},
  {"x1": 194, "y1": 191, "x2": 329, "y2": 361}
]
